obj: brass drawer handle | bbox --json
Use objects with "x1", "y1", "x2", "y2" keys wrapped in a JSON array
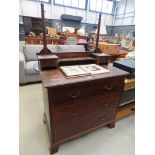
[
  {"x1": 101, "y1": 102, "x2": 109, "y2": 108},
  {"x1": 69, "y1": 110, "x2": 78, "y2": 116},
  {"x1": 104, "y1": 84, "x2": 114, "y2": 91},
  {"x1": 68, "y1": 91, "x2": 80, "y2": 98},
  {"x1": 99, "y1": 116, "x2": 106, "y2": 121}
]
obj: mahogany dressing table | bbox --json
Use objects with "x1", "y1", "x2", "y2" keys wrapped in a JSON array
[
  {"x1": 37, "y1": 52, "x2": 128, "y2": 154},
  {"x1": 37, "y1": 5, "x2": 129, "y2": 154}
]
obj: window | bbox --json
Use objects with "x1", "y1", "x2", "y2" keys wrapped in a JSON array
[
  {"x1": 54, "y1": 0, "x2": 63, "y2": 5},
  {"x1": 72, "y1": 0, "x2": 78, "y2": 8},
  {"x1": 64, "y1": 0, "x2": 71, "y2": 6},
  {"x1": 89, "y1": 0, "x2": 96, "y2": 11},
  {"x1": 54, "y1": 0, "x2": 87, "y2": 9},
  {"x1": 39, "y1": 0, "x2": 51, "y2": 3},
  {"x1": 96, "y1": 0, "x2": 103, "y2": 12},
  {"x1": 102, "y1": 0, "x2": 109, "y2": 12},
  {"x1": 78, "y1": 0, "x2": 86, "y2": 9},
  {"x1": 90, "y1": 0, "x2": 113, "y2": 14},
  {"x1": 106, "y1": 1, "x2": 113, "y2": 14},
  {"x1": 28, "y1": 0, "x2": 51, "y2": 3}
]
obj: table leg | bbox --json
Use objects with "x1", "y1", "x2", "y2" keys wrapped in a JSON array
[
  {"x1": 50, "y1": 145, "x2": 59, "y2": 154},
  {"x1": 108, "y1": 121, "x2": 115, "y2": 128}
]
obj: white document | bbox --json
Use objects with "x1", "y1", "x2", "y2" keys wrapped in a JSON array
[
  {"x1": 60, "y1": 64, "x2": 110, "y2": 78},
  {"x1": 80, "y1": 64, "x2": 110, "y2": 75},
  {"x1": 60, "y1": 65, "x2": 90, "y2": 77}
]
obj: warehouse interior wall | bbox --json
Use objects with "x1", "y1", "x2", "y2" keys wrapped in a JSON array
[
  {"x1": 19, "y1": 0, "x2": 135, "y2": 37},
  {"x1": 19, "y1": 0, "x2": 113, "y2": 25},
  {"x1": 114, "y1": 0, "x2": 135, "y2": 25}
]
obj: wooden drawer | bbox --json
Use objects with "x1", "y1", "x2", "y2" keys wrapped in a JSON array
[
  {"x1": 39, "y1": 58, "x2": 58, "y2": 69},
  {"x1": 51, "y1": 78, "x2": 123, "y2": 107},
  {"x1": 53, "y1": 94, "x2": 119, "y2": 125},
  {"x1": 40, "y1": 59, "x2": 53, "y2": 67},
  {"x1": 54, "y1": 109, "x2": 115, "y2": 143}
]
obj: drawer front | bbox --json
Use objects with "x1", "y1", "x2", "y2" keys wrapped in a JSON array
[
  {"x1": 40, "y1": 59, "x2": 52, "y2": 67},
  {"x1": 54, "y1": 109, "x2": 115, "y2": 143},
  {"x1": 51, "y1": 78, "x2": 123, "y2": 106},
  {"x1": 40, "y1": 59, "x2": 57, "y2": 68},
  {"x1": 53, "y1": 94, "x2": 119, "y2": 125}
]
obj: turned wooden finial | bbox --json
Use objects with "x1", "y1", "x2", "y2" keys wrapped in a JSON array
[
  {"x1": 93, "y1": 13, "x2": 102, "y2": 53},
  {"x1": 39, "y1": 3, "x2": 51, "y2": 55}
]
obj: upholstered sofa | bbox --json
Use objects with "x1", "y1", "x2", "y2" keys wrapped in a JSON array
[{"x1": 19, "y1": 44, "x2": 85, "y2": 85}]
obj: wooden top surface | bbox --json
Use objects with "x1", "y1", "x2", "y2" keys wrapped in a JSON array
[
  {"x1": 59, "y1": 57, "x2": 95, "y2": 62},
  {"x1": 40, "y1": 64, "x2": 129, "y2": 88}
]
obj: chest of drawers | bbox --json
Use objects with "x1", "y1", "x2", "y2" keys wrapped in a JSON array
[{"x1": 40, "y1": 65, "x2": 128, "y2": 154}]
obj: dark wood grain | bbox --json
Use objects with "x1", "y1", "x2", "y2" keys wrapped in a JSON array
[
  {"x1": 91, "y1": 53, "x2": 110, "y2": 64},
  {"x1": 55, "y1": 52, "x2": 92, "y2": 58},
  {"x1": 40, "y1": 62, "x2": 128, "y2": 154},
  {"x1": 37, "y1": 4, "x2": 129, "y2": 154},
  {"x1": 40, "y1": 64, "x2": 128, "y2": 88},
  {"x1": 96, "y1": 13, "x2": 101, "y2": 49},
  {"x1": 54, "y1": 110, "x2": 114, "y2": 143},
  {"x1": 93, "y1": 13, "x2": 102, "y2": 53},
  {"x1": 53, "y1": 93, "x2": 119, "y2": 125},
  {"x1": 58, "y1": 57, "x2": 96, "y2": 66},
  {"x1": 50, "y1": 78, "x2": 123, "y2": 106},
  {"x1": 39, "y1": 4, "x2": 51, "y2": 55}
]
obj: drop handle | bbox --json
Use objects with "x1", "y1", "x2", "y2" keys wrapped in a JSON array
[
  {"x1": 104, "y1": 84, "x2": 114, "y2": 91},
  {"x1": 99, "y1": 116, "x2": 106, "y2": 121},
  {"x1": 68, "y1": 91, "x2": 80, "y2": 98},
  {"x1": 69, "y1": 110, "x2": 78, "y2": 116},
  {"x1": 101, "y1": 102, "x2": 109, "y2": 108}
]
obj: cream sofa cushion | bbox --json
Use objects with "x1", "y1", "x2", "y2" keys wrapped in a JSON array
[
  {"x1": 57, "y1": 45, "x2": 85, "y2": 52},
  {"x1": 23, "y1": 45, "x2": 57, "y2": 61}
]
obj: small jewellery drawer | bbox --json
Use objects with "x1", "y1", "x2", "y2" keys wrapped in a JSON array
[
  {"x1": 40, "y1": 59, "x2": 53, "y2": 67},
  {"x1": 51, "y1": 78, "x2": 123, "y2": 106},
  {"x1": 54, "y1": 109, "x2": 115, "y2": 142},
  {"x1": 39, "y1": 59, "x2": 58, "y2": 69},
  {"x1": 53, "y1": 94, "x2": 119, "y2": 125}
]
